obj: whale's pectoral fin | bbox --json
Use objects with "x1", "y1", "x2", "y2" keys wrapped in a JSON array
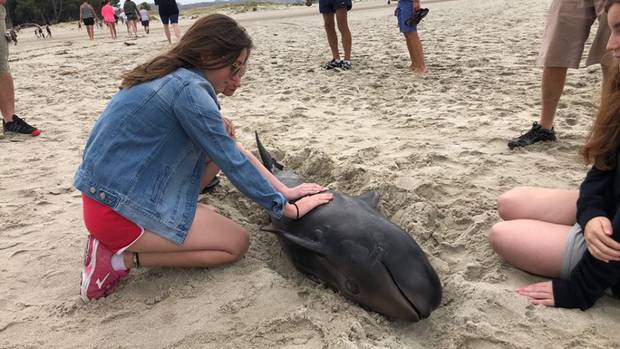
[
  {"x1": 356, "y1": 191, "x2": 380, "y2": 208},
  {"x1": 261, "y1": 224, "x2": 328, "y2": 255},
  {"x1": 280, "y1": 231, "x2": 328, "y2": 255},
  {"x1": 260, "y1": 223, "x2": 285, "y2": 234}
]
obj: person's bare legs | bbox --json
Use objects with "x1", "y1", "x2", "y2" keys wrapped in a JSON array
[
  {"x1": 107, "y1": 23, "x2": 117, "y2": 39},
  {"x1": 322, "y1": 13, "x2": 340, "y2": 60},
  {"x1": 495, "y1": 186, "x2": 578, "y2": 224},
  {"x1": 129, "y1": 20, "x2": 137, "y2": 38},
  {"x1": 163, "y1": 23, "x2": 172, "y2": 44},
  {"x1": 539, "y1": 66, "x2": 568, "y2": 130},
  {"x1": 0, "y1": 72, "x2": 15, "y2": 122},
  {"x1": 490, "y1": 220, "x2": 572, "y2": 277},
  {"x1": 335, "y1": 8, "x2": 351, "y2": 61},
  {"x1": 87, "y1": 25, "x2": 95, "y2": 40},
  {"x1": 404, "y1": 31, "x2": 426, "y2": 73},
  {"x1": 171, "y1": 23, "x2": 181, "y2": 41},
  {"x1": 117, "y1": 160, "x2": 246, "y2": 267},
  {"x1": 123, "y1": 203, "x2": 250, "y2": 268},
  {"x1": 489, "y1": 187, "x2": 579, "y2": 277}
]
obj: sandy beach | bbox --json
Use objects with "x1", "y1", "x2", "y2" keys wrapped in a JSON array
[{"x1": 1, "y1": 0, "x2": 620, "y2": 347}]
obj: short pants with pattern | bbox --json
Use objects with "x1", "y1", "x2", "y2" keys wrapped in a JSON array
[{"x1": 0, "y1": 5, "x2": 9, "y2": 73}]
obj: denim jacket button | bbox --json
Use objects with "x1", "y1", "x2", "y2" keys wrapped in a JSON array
[
  {"x1": 99, "y1": 192, "x2": 106, "y2": 200},
  {"x1": 89, "y1": 187, "x2": 96, "y2": 194}
]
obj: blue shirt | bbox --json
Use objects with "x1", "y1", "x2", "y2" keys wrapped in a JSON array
[{"x1": 74, "y1": 67, "x2": 286, "y2": 244}]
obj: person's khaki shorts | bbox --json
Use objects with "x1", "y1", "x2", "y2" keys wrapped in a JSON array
[
  {"x1": 537, "y1": 0, "x2": 611, "y2": 68},
  {"x1": 0, "y1": 5, "x2": 9, "y2": 73}
]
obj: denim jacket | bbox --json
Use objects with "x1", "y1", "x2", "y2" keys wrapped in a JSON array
[{"x1": 74, "y1": 67, "x2": 286, "y2": 244}]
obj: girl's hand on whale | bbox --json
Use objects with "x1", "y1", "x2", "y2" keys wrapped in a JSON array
[
  {"x1": 284, "y1": 183, "x2": 328, "y2": 201},
  {"x1": 284, "y1": 192, "x2": 334, "y2": 219}
]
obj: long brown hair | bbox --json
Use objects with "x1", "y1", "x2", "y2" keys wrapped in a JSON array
[
  {"x1": 581, "y1": 0, "x2": 620, "y2": 169},
  {"x1": 120, "y1": 14, "x2": 253, "y2": 89},
  {"x1": 581, "y1": 63, "x2": 620, "y2": 169}
]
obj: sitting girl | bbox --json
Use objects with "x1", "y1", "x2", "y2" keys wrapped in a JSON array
[{"x1": 490, "y1": 0, "x2": 620, "y2": 310}]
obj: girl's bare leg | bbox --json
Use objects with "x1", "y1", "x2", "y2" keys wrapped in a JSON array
[
  {"x1": 405, "y1": 32, "x2": 426, "y2": 73},
  {"x1": 489, "y1": 187, "x2": 579, "y2": 277},
  {"x1": 163, "y1": 24, "x2": 172, "y2": 43},
  {"x1": 496, "y1": 187, "x2": 578, "y2": 224},
  {"x1": 125, "y1": 204, "x2": 249, "y2": 268}
]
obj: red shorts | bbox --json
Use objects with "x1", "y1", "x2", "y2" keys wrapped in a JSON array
[{"x1": 82, "y1": 194, "x2": 143, "y2": 253}]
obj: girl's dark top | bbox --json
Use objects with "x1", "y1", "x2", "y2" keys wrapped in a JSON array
[
  {"x1": 154, "y1": 0, "x2": 179, "y2": 15},
  {"x1": 553, "y1": 148, "x2": 620, "y2": 310}
]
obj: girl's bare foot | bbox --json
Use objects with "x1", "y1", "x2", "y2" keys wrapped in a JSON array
[{"x1": 409, "y1": 65, "x2": 427, "y2": 74}]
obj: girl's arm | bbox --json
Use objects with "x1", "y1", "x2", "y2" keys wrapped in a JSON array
[
  {"x1": 235, "y1": 142, "x2": 326, "y2": 201},
  {"x1": 576, "y1": 165, "x2": 614, "y2": 228}
]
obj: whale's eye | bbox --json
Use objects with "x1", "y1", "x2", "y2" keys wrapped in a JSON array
[{"x1": 345, "y1": 280, "x2": 360, "y2": 294}]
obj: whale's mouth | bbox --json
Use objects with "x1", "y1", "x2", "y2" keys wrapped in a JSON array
[{"x1": 381, "y1": 261, "x2": 421, "y2": 319}]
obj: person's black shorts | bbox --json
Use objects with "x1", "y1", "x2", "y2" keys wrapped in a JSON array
[
  {"x1": 127, "y1": 13, "x2": 139, "y2": 21},
  {"x1": 159, "y1": 13, "x2": 179, "y2": 24},
  {"x1": 83, "y1": 17, "x2": 95, "y2": 26},
  {"x1": 141, "y1": 20, "x2": 149, "y2": 27},
  {"x1": 319, "y1": 0, "x2": 352, "y2": 14}
]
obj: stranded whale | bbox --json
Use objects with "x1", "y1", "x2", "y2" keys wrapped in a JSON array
[{"x1": 256, "y1": 133, "x2": 442, "y2": 321}]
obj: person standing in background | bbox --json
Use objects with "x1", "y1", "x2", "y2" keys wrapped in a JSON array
[
  {"x1": 139, "y1": 5, "x2": 150, "y2": 34},
  {"x1": 101, "y1": 0, "x2": 117, "y2": 39},
  {"x1": 123, "y1": 0, "x2": 140, "y2": 39},
  {"x1": 80, "y1": 1, "x2": 99, "y2": 40},
  {"x1": 154, "y1": 0, "x2": 181, "y2": 43},
  {"x1": 0, "y1": 0, "x2": 41, "y2": 137}
]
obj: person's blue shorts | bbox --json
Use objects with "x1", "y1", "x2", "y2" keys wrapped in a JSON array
[
  {"x1": 319, "y1": 0, "x2": 352, "y2": 14},
  {"x1": 160, "y1": 13, "x2": 179, "y2": 24},
  {"x1": 396, "y1": 0, "x2": 417, "y2": 33}
]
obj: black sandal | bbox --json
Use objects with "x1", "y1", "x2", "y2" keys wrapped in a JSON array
[{"x1": 405, "y1": 8, "x2": 429, "y2": 26}]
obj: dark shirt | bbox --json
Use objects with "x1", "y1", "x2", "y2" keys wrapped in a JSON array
[
  {"x1": 553, "y1": 151, "x2": 620, "y2": 310},
  {"x1": 154, "y1": 0, "x2": 179, "y2": 15},
  {"x1": 123, "y1": 0, "x2": 139, "y2": 16}
]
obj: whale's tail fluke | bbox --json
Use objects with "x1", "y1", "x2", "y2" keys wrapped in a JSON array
[{"x1": 255, "y1": 131, "x2": 283, "y2": 173}]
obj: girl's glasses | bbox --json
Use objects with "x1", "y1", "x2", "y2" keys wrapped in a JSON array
[{"x1": 231, "y1": 61, "x2": 247, "y2": 78}]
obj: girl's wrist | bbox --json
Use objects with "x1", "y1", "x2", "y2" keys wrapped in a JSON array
[{"x1": 283, "y1": 203, "x2": 296, "y2": 219}]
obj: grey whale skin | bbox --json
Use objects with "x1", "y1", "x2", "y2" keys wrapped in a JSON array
[{"x1": 256, "y1": 133, "x2": 442, "y2": 321}]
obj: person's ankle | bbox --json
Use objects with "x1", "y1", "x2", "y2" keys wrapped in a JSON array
[{"x1": 538, "y1": 120, "x2": 553, "y2": 130}]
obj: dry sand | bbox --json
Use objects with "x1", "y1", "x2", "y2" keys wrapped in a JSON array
[{"x1": 1, "y1": 0, "x2": 620, "y2": 347}]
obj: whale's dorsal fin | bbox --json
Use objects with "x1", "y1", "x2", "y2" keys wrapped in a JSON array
[
  {"x1": 261, "y1": 224, "x2": 328, "y2": 256},
  {"x1": 356, "y1": 191, "x2": 380, "y2": 208},
  {"x1": 255, "y1": 131, "x2": 284, "y2": 173}
]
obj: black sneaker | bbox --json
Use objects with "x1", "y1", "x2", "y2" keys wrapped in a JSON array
[
  {"x1": 340, "y1": 60, "x2": 352, "y2": 70},
  {"x1": 508, "y1": 122, "x2": 556, "y2": 149},
  {"x1": 3, "y1": 114, "x2": 41, "y2": 136},
  {"x1": 324, "y1": 59, "x2": 342, "y2": 70},
  {"x1": 201, "y1": 176, "x2": 220, "y2": 194}
]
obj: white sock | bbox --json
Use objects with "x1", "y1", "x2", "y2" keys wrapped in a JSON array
[{"x1": 111, "y1": 254, "x2": 128, "y2": 271}]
